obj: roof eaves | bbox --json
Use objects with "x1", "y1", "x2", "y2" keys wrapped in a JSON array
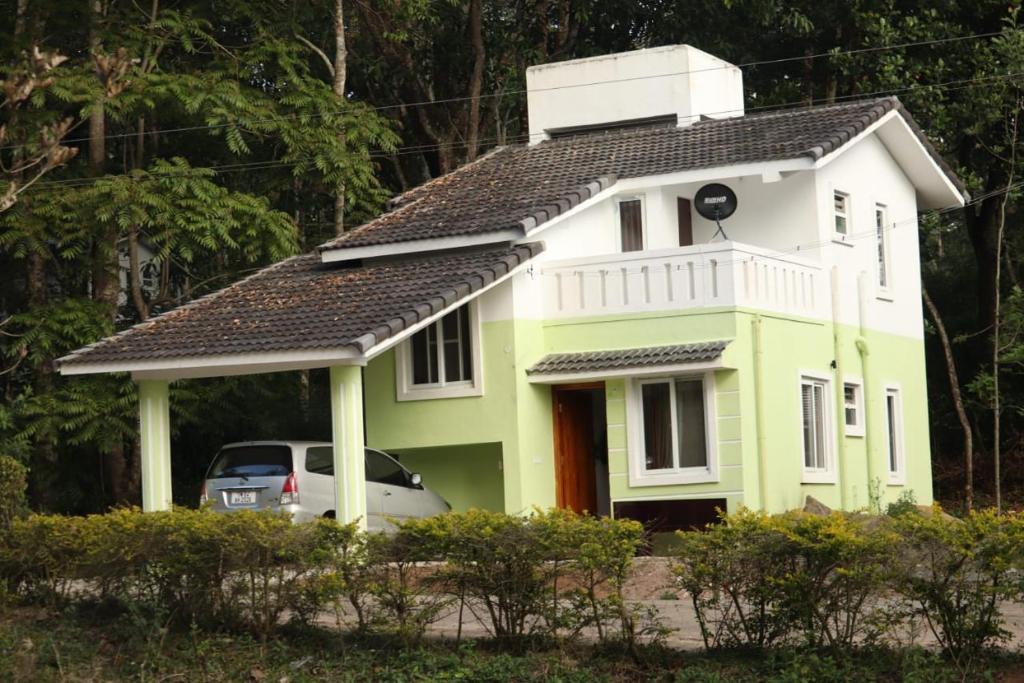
[{"x1": 890, "y1": 99, "x2": 969, "y2": 200}]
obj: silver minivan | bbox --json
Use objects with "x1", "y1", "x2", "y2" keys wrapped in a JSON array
[{"x1": 200, "y1": 441, "x2": 450, "y2": 530}]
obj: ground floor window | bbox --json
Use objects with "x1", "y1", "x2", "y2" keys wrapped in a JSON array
[
  {"x1": 628, "y1": 372, "x2": 716, "y2": 486},
  {"x1": 886, "y1": 386, "x2": 905, "y2": 483},
  {"x1": 800, "y1": 374, "x2": 835, "y2": 482}
]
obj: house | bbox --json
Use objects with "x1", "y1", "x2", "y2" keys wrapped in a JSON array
[{"x1": 58, "y1": 46, "x2": 967, "y2": 529}]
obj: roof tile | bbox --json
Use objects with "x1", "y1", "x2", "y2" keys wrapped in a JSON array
[
  {"x1": 319, "y1": 98, "x2": 962, "y2": 253},
  {"x1": 526, "y1": 341, "x2": 730, "y2": 376},
  {"x1": 60, "y1": 243, "x2": 543, "y2": 367}
]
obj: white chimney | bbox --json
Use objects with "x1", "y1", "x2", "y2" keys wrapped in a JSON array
[{"x1": 526, "y1": 45, "x2": 744, "y2": 144}]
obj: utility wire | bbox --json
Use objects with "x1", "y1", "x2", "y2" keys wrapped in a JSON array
[
  {"x1": 0, "y1": 28, "x2": 1014, "y2": 154},
  {"x1": 27, "y1": 68, "x2": 1024, "y2": 191}
]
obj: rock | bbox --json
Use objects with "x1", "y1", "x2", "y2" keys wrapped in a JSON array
[{"x1": 803, "y1": 495, "x2": 832, "y2": 516}]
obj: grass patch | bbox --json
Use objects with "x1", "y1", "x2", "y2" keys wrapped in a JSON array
[{"x1": 1, "y1": 605, "x2": 1021, "y2": 682}]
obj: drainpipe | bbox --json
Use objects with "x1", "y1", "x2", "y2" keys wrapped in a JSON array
[
  {"x1": 856, "y1": 272, "x2": 876, "y2": 506},
  {"x1": 832, "y1": 266, "x2": 849, "y2": 509},
  {"x1": 752, "y1": 314, "x2": 768, "y2": 510}
]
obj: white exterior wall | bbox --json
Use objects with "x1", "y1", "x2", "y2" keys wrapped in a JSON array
[
  {"x1": 514, "y1": 131, "x2": 925, "y2": 339},
  {"x1": 813, "y1": 134, "x2": 924, "y2": 339},
  {"x1": 526, "y1": 45, "x2": 743, "y2": 143},
  {"x1": 531, "y1": 171, "x2": 819, "y2": 263}
]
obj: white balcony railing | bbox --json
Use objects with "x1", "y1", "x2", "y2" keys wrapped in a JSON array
[{"x1": 540, "y1": 241, "x2": 824, "y2": 320}]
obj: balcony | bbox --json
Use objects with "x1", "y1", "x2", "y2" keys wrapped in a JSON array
[{"x1": 540, "y1": 241, "x2": 825, "y2": 320}]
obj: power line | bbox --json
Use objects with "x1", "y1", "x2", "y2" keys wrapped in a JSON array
[
  {"x1": 0, "y1": 28, "x2": 1014, "y2": 155},
  {"x1": 28, "y1": 68, "x2": 1024, "y2": 191}
]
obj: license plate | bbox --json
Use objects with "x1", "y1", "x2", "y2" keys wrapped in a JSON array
[{"x1": 230, "y1": 490, "x2": 257, "y2": 505}]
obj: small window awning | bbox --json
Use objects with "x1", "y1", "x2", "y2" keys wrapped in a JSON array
[{"x1": 525, "y1": 341, "x2": 731, "y2": 384}]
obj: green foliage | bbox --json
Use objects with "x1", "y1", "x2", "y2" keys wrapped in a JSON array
[
  {"x1": 890, "y1": 507, "x2": 1024, "y2": 676},
  {"x1": 399, "y1": 508, "x2": 652, "y2": 649},
  {"x1": 0, "y1": 507, "x2": 649, "y2": 651},
  {"x1": 674, "y1": 509, "x2": 900, "y2": 650},
  {"x1": 0, "y1": 508, "x2": 348, "y2": 641},
  {"x1": 0, "y1": 456, "x2": 28, "y2": 529}
]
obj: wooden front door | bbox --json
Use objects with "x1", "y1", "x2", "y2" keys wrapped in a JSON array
[{"x1": 553, "y1": 386, "x2": 601, "y2": 514}]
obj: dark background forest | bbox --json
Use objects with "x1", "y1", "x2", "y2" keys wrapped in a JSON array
[{"x1": 1, "y1": 0, "x2": 1022, "y2": 513}]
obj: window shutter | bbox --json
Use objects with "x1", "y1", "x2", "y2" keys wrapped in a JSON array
[
  {"x1": 677, "y1": 198, "x2": 693, "y2": 247},
  {"x1": 801, "y1": 383, "x2": 814, "y2": 468}
]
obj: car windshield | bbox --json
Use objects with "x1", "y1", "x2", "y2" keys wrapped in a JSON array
[{"x1": 208, "y1": 445, "x2": 292, "y2": 479}]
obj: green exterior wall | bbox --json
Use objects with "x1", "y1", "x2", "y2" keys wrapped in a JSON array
[
  {"x1": 392, "y1": 443, "x2": 504, "y2": 512},
  {"x1": 364, "y1": 319, "x2": 556, "y2": 514},
  {"x1": 362, "y1": 291, "x2": 933, "y2": 516}
]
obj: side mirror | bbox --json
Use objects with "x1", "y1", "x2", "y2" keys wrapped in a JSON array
[{"x1": 409, "y1": 472, "x2": 422, "y2": 487}]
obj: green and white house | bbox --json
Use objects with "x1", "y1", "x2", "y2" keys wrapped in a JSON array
[{"x1": 59, "y1": 46, "x2": 967, "y2": 530}]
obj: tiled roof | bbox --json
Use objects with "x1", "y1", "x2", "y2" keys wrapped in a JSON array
[
  {"x1": 320, "y1": 97, "x2": 964, "y2": 252},
  {"x1": 526, "y1": 341, "x2": 730, "y2": 376},
  {"x1": 59, "y1": 244, "x2": 543, "y2": 367}
]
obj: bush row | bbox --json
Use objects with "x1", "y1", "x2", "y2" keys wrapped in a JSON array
[
  {"x1": 673, "y1": 507, "x2": 1024, "y2": 676},
  {"x1": 0, "y1": 507, "x2": 649, "y2": 648}
]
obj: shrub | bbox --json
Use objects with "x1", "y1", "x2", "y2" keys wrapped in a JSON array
[
  {"x1": 0, "y1": 455, "x2": 28, "y2": 530},
  {"x1": 673, "y1": 509, "x2": 798, "y2": 649},
  {"x1": 395, "y1": 508, "x2": 650, "y2": 649},
  {"x1": 404, "y1": 509, "x2": 556, "y2": 645},
  {"x1": 672, "y1": 510, "x2": 894, "y2": 650},
  {"x1": 889, "y1": 507, "x2": 1024, "y2": 675},
  {"x1": 361, "y1": 525, "x2": 454, "y2": 644},
  {"x1": 0, "y1": 507, "x2": 348, "y2": 640}
]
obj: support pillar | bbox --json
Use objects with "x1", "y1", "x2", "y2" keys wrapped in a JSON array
[
  {"x1": 138, "y1": 379, "x2": 173, "y2": 511},
  {"x1": 329, "y1": 365, "x2": 367, "y2": 529}
]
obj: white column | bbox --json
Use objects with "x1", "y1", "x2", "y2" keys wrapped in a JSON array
[
  {"x1": 137, "y1": 379, "x2": 173, "y2": 511},
  {"x1": 329, "y1": 365, "x2": 367, "y2": 529}
]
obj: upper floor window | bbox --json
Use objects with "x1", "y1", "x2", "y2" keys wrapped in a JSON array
[
  {"x1": 800, "y1": 374, "x2": 835, "y2": 483},
  {"x1": 833, "y1": 191, "x2": 850, "y2": 236},
  {"x1": 619, "y1": 198, "x2": 644, "y2": 252},
  {"x1": 885, "y1": 386, "x2": 905, "y2": 484},
  {"x1": 876, "y1": 204, "x2": 891, "y2": 291},
  {"x1": 396, "y1": 302, "x2": 483, "y2": 401},
  {"x1": 628, "y1": 373, "x2": 717, "y2": 486}
]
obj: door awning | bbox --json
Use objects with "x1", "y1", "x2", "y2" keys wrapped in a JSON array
[{"x1": 526, "y1": 340, "x2": 731, "y2": 384}]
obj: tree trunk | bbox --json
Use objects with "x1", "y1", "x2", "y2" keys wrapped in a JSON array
[
  {"x1": 333, "y1": 0, "x2": 347, "y2": 236},
  {"x1": 991, "y1": 102, "x2": 1019, "y2": 514},
  {"x1": 128, "y1": 224, "x2": 149, "y2": 320},
  {"x1": 465, "y1": 0, "x2": 485, "y2": 162},
  {"x1": 923, "y1": 287, "x2": 973, "y2": 511},
  {"x1": 89, "y1": 0, "x2": 129, "y2": 506}
]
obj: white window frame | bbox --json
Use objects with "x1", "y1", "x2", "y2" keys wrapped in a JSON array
[
  {"x1": 833, "y1": 190, "x2": 850, "y2": 238},
  {"x1": 843, "y1": 378, "x2": 865, "y2": 438},
  {"x1": 875, "y1": 202, "x2": 893, "y2": 297},
  {"x1": 395, "y1": 301, "x2": 484, "y2": 401},
  {"x1": 626, "y1": 371, "x2": 718, "y2": 487},
  {"x1": 799, "y1": 371, "x2": 836, "y2": 484},
  {"x1": 616, "y1": 195, "x2": 647, "y2": 253},
  {"x1": 885, "y1": 384, "x2": 906, "y2": 485}
]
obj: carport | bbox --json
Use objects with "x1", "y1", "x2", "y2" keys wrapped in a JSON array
[{"x1": 57, "y1": 244, "x2": 543, "y2": 527}]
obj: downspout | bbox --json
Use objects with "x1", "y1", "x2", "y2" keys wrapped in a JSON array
[
  {"x1": 752, "y1": 314, "x2": 768, "y2": 509},
  {"x1": 832, "y1": 266, "x2": 849, "y2": 509},
  {"x1": 856, "y1": 272, "x2": 876, "y2": 507}
]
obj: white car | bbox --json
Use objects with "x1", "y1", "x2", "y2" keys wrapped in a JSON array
[{"x1": 200, "y1": 441, "x2": 450, "y2": 530}]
